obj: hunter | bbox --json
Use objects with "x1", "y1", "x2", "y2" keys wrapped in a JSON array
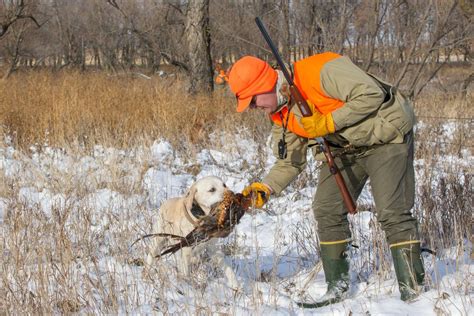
[{"x1": 228, "y1": 53, "x2": 425, "y2": 307}]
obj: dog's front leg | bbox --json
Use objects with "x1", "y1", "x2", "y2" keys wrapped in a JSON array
[
  {"x1": 178, "y1": 247, "x2": 192, "y2": 277},
  {"x1": 212, "y1": 249, "x2": 239, "y2": 290},
  {"x1": 143, "y1": 237, "x2": 164, "y2": 277}
]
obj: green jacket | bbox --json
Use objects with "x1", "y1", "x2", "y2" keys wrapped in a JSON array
[{"x1": 263, "y1": 55, "x2": 415, "y2": 195}]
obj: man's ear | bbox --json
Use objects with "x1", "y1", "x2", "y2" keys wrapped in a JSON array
[
  {"x1": 184, "y1": 183, "x2": 197, "y2": 212},
  {"x1": 279, "y1": 82, "x2": 291, "y2": 101}
]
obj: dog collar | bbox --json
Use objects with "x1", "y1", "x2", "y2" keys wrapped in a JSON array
[{"x1": 184, "y1": 203, "x2": 205, "y2": 226}]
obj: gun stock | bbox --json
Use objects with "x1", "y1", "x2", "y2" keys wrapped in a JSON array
[
  {"x1": 318, "y1": 138, "x2": 357, "y2": 213},
  {"x1": 289, "y1": 85, "x2": 312, "y2": 117}
]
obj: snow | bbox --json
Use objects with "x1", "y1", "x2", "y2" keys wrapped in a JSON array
[{"x1": 1, "y1": 125, "x2": 472, "y2": 315}]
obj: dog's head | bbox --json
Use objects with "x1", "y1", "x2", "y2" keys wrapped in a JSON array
[{"x1": 184, "y1": 176, "x2": 228, "y2": 216}]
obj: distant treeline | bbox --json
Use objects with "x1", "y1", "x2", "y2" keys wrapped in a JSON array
[{"x1": 0, "y1": 0, "x2": 472, "y2": 98}]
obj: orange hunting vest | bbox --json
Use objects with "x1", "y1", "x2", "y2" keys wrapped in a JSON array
[
  {"x1": 271, "y1": 106, "x2": 310, "y2": 137},
  {"x1": 271, "y1": 52, "x2": 345, "y2": 137}
]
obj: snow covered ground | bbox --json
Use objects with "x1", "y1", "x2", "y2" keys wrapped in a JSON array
[{"x1": 0, "y1": 122, "x2": 472, "y2": 315}]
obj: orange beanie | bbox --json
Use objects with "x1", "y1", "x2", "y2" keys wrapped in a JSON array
[{"x1": 228, "y1": 56, "x2": 278, "y2": 112}]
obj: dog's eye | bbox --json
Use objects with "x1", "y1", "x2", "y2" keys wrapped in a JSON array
[
  {"x1": 209, "y1": 187, "x2": 216, "y2": 193},
  {"x1": 223, "y1": 183, "x2": 227, "y2": 188}
]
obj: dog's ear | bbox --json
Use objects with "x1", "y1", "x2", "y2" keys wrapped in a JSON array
[{"x1": 184, "y1": 183, "x2": 197, "y2": 212}]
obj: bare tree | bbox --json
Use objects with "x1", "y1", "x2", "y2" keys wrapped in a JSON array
[
  {"x1": 0, "y1": 0, "x2": 42, "y2": 38},
  {"x1": 362, "y1": 0, "x2": 388, "y2": 72},
  {"x1": 279, "y1": 0, "x2": 291, "y2": 62},
  {"x1": 50, "y1": 0, "x2": 88, "y2": 70},
  {"x1": 395, "y1": 1, "x2": 464, "y2": 98},
  {"x1": 1, "y1": 0, "x2": 46, "y2": 78},
  {"x1": 2, "y1": 22, "x2": 26, "y2": 78},
  {"x1": 0, "y1": 0, "x2": 471, "y2": 101},
  {"x1": 185, "y1": 0, "x2": 213, "y2": 95}
]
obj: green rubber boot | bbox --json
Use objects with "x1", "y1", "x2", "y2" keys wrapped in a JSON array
[
  {"x1": 298, "y1": 242, "x2": 350, "y2": 308},
  {"x1": 391, "y1": 242, "x2": 425, "y2": 302}
]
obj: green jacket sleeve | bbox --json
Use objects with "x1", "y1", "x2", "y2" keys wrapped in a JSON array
[
  {"x1": 320, "y1": 56, "x2": 386, "y2": 129},
  {"x1": 262, "y1": 123, "x2": 308, "y2": 195}
]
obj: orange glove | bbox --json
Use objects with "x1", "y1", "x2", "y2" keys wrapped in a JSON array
[
  {"x1": 242, "y1": 182, "x2": 272, "y2": 208},
  {"x1": 300, "y1": 101, "x2": 336, "y2": 138}
]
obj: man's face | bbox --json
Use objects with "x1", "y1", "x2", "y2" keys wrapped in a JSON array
[{"x1": 250, "y1": 89, "x2": 278, "y2": 114}]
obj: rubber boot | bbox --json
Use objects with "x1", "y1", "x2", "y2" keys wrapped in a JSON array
[
  {"x1": 391, "y1": 242, "x2": 425, "y2": 302},
  {"x1": 298, "y1": 242, "x2": 350, "y2": 308}
]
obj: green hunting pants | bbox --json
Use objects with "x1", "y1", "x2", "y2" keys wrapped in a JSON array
[{"x1": 313, "y1": 132, "x2": 420, "y2": 245}]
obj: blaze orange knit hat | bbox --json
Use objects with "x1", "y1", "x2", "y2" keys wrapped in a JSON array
[{"x1": 228, "y1": 56, "x2": 278, "y2": 112}]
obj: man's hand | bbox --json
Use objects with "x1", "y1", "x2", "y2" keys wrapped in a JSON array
[
  {"x1": 300, "y1": 101, "x2": 336, "y2": 138},
  {"x1": 242, "y1": 182, "x2": 272, "y2": 208}
]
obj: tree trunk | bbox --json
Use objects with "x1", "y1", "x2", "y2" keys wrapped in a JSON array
[
  {"x1": 185, "y1": 0, "x2": 213, "y2": 95},
  {"x1": 281, "y1": 0, "x2": 291, "y2": 63},
  {"x1": 460, "y1": 72, "x2": 473, "y2": 100},
  {"x1": 3, "y1": 26, "x2": 26, "y2": 79}
]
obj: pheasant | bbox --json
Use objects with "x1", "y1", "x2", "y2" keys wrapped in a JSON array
[{"x1": 155, "y1": 190, "x2": 252, "y2": 258}]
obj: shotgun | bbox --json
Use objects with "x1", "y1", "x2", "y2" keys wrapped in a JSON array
[{"x1": 255, "y1": 17, "x2": 357, "y2": 214}]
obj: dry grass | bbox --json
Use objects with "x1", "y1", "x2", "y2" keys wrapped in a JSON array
[
  {"x1": 1, "y1": 70, "x2": 471, "y2": 153},
  {"x1": 0, "y1": 70, "x2": 270, "y2": 154},
  {"x1": 1, "y1": 70, "x2": 471, "y2": 152}
]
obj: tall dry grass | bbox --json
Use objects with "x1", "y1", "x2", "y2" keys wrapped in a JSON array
[
  {"x1": 0, "y1": 70, "x2": 270, "y2": 154},
  {"x1": 1, "y1": 70, "x2": 471, "y2": 152}
]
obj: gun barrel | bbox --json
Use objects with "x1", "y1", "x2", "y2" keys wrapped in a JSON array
[{"x1": 255, "y1": 17, "x2": 293, "y2": 85}]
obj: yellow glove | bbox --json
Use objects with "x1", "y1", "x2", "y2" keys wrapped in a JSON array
[
  {"x1": 242, "y1": 182, "x2": 271, "y2": 208},
  {"x1": 300, "y1": 101, "x2": 336, "y2": 138}
]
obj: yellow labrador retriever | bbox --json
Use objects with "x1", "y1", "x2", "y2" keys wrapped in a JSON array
[{"x1": 145, "y1": 176, "x2": 239, "y2": 288}]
